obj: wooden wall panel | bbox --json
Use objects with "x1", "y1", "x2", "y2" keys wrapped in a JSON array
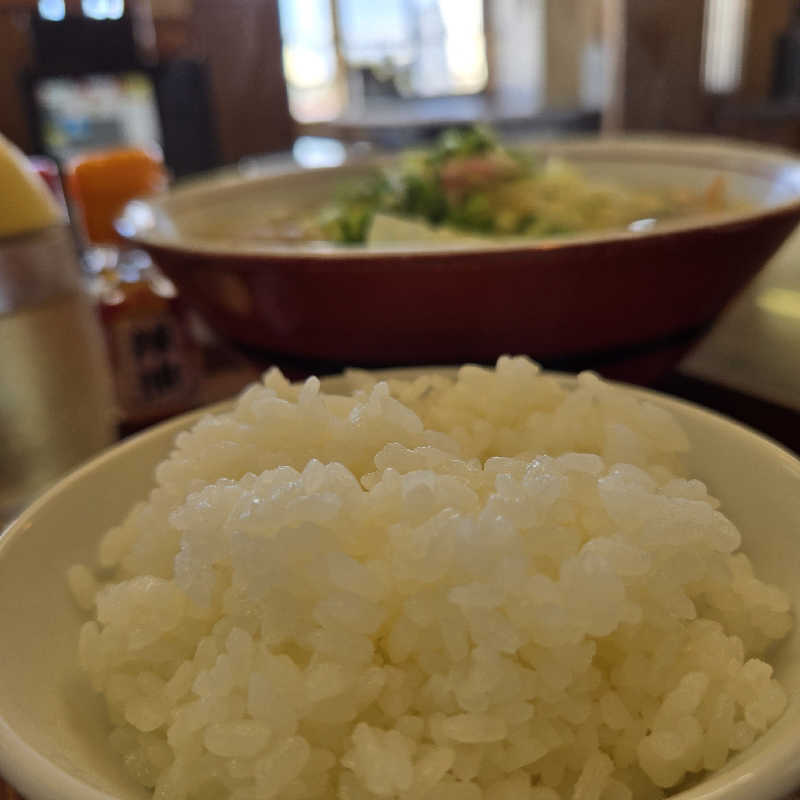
[
  {"x1": 188, "y1": 0, "x2": 294, "y2": 163},
  {"x1": 740, "y1": 0, "x2": 793, "y2": 100},
  {"x1": 0, "y1": 9, "x2": 33, "y2": 151}
]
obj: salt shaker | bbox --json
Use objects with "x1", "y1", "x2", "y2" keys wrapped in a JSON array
[{"x1": 0, "y1": 137, "x2": 116, "y2": 522}]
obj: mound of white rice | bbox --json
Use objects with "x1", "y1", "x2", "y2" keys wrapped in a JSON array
[{"x1": 72, "y1": 357, "x2": 792, "y2": 800}]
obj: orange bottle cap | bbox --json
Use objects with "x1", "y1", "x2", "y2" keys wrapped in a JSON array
[{"x1": 66, "y1": 147, "x2": 166, "y2": 245}]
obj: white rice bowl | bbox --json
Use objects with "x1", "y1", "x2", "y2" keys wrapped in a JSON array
[{"x1": 72, "y1": 357, "x2": 792, "y2": 800}]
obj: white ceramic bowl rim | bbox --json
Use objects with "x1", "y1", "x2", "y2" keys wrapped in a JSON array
[
  {"x1": 2, "y1": 370, "x2": 800, "y2": 800},
  {"x1": 118, "y1": 134, "x2": 800, "y2": 259}
]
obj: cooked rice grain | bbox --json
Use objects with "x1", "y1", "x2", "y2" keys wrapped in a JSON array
[{"x1": 74, "y1": 357, "x2": 791, "y2": 800}]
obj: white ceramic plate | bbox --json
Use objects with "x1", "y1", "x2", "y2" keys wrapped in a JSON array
[{"x1": 1, "y1": 371, "x2": 800, "y2": 800}]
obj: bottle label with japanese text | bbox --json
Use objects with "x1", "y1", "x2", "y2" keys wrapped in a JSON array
[{"x1": 109, "y1": 311, "x2": 199, "y2": 423}]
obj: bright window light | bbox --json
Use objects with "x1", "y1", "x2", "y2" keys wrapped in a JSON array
[
  {"x1": 81, "y1": 0, "x2": 125, "y2": 20},
  {"x1": 702, "y1": 0, "x2": 750, "y2": 94},
  {"x1": 38, "y1": 0, "x2": 65, "y2": 20}
]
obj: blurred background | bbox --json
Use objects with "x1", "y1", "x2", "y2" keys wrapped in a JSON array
[{"x1": 3, "y1": 0, "x2": 800, "y2": 171}]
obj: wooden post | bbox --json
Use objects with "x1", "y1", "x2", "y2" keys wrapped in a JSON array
[
  {"x1": 602, "y1": 0, "x2": 625, "y2": 131},
  {"x1": 603, "y1": 0, "x2": 708, "y2": 132}
]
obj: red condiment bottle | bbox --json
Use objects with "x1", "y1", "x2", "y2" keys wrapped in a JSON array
[{"x1": 66, "y1": 147, "x2": 201, "y2": 427}]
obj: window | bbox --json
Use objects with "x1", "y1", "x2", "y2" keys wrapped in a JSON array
[
  {"x1": 278, "y1": 0, "x2": 488, "y2": 122},
  {"x1": 278, "y1": 0, "x2": 341, "y2": 122},
  {"x1": 702, "y1": 0, "x2": 750, "y2": 94},
  {"x1": 37, "y1": 0, "x2": 65, "y2": 21},
  {"x1": 39, "y1": 0, "x2": 125, "y2": 21},
  {"x1": 490, "y1": 0, "x2": 545, "y2": 110}
]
